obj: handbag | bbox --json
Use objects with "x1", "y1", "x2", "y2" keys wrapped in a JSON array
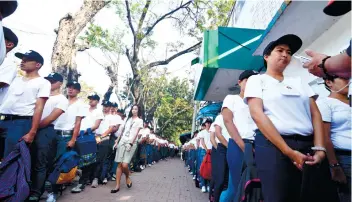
[
  {"x1": 200, "y1": 150, "x2": 212, "y2": 180},
  {"x1": 75, "y1": 129, "x2": 97, "y2": 168}
]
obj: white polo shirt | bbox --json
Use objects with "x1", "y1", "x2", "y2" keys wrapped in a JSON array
[
  {"x1": 54, "y1": 99, "x2": 87, "y2": 130},
  {"x1": 197, "y1": 129, "x2": 212, "y2": 149},
  {"x1": 222, "y1": 95, "x2": 256, "y2": 140},
  {"x1": 317, "y1": 97, "x2": 351, "y2": 151},
  {"x1": 213, "y1": 115, "x2": 231, "y2": 142},
  {"x1": 41, "y1": 94, "x2": 69, "y2": 126},
  {"x1": 80, "y1": 107, "x2": 104, "y2": 131},
  {"x1": 120, "y1": 117, "x2": 143, "y2": 142},
  {"x1": 139, "y1": 127, "x2": 151, "y2": 138},
  {"x1": 244, "y1": 74, "x2": 316, "y2": 136},
  {"x1": 96, "y1": 114, "x2": 116, "y2": 135},
  {"x1": 0, "y1": 77, "x2": 50, "y2": 116},
  {"x1": 209, "y1": 122, "x2": 220, "y2": 143},
  {"x1": 189, "y1": 137, "x2": 198, "y2": 149},
  {"x1": 116, "y1": 118, "x2": 126, "y2": 137},
  {"x1": 0, "y1": 57, "x2": 17, "y2": 104}
]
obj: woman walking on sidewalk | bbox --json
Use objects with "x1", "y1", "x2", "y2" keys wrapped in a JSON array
[{"x1": 111, "y1": 105, "x2": 143, "y2": 193}]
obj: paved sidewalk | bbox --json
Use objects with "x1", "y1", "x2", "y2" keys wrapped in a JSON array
[{"x1": 58, "y1": 159, "x2": 208, "y2": 202}]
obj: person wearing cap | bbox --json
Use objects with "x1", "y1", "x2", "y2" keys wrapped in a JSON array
[
  {"x1": 0, "y1": 27, "x2": 18, "y2": 104},
  {"x1": 316, "y1": 74, "x2": 351, "y2": 202},
  {"x1": 197, "y1": 118, "x2": 212, "y2": 193},
  {"x1": 0, "y1": 50, "x2": 50, "y2": 160},
  {"x1": 46, "y1": 81, "x2": 87, "y2": 202},
  {"x1": 219, "y1": 70, "x2": 258, "y2": 202},
  {"x1": 70, "y1": 92, "x2": 103, "y2": 193},
  {"x1": 137, "y1": 121, "x2": 151, "y2": 170},
  {"x1": 27, "y1": 73, "x2": 68, "y2": 201},
  {"x1": 0, "y1": 1, "x2": 18, "y2": 65},
  {"x1": 244, "y1": 34, "x2": 327, "y2": 202}
]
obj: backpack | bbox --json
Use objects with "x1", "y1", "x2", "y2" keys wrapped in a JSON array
[
  {"x1": 47, "y1": 151, "x2": 80, "y2": 185},
  {"x1": 200, "y1": 150, "x2": 212, "y2": 180},
  {"x1": 75, "y1": 129, "x2": 97, "y2": 168}
]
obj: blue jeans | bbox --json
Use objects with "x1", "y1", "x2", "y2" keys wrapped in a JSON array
[
  {"x1": 30, "y1": 126, "x2": 57, "y2": 197},
  {"x1": 213, "y1": 144, "x2": 228, "y2": 202},
  {"x1": 220, "y1": 139, "x2": 244, "y2": 202},
  {"x1": 197, "y1": 149, "x2": 208, "y2": 187},
  {"x1": 336, "y1": 152, "x2": 351, "y2": 202},
  {"x1": 146, "y1": 144, "x2": 153, "y2": 164},
  {"x1": 1, "y1": 119, "x2": 32, "y2": 158}
]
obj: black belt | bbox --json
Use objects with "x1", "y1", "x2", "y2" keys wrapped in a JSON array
[
  {"x1": 335, "y1": 149, "x2": 351, "y2": 156},
  {"x1": 0, "y1": 114, "x2": 32, "y2": 121},
  {"x1": 243, "y1": 139, "x2": 254, "y2": 144},
  {"x1": 282, "y1": 134, "x2": 313, "y2": 142},
  {"x1": 55, "y1": 130, "x2": 73, "y2": 137}
]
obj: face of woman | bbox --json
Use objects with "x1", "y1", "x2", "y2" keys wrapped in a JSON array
[
  {"x1": 265, "y1": 44, "x2": 292, "y2": 72},
  {"x1": 132, "y1": 106, "x2": 139, "y2": 116},
  {"x1": 326, "y1": 77, "x2": 350, "y2": 95}
]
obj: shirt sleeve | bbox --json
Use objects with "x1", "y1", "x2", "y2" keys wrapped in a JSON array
[
  {"x1": 316, "y1": 99, "x2": 332, "y2": 123},
  {"x1": 213, "y1": 115, "x2": 222, "y2": 128},
  {"x1": 299, "y1": 77, "x2": 317, "y2": 99},
  {"x1": 96, "y1": 110, "x2": 104, "y2": 120},
  {"x1": 0, "y1": 63, "x2": 16, "y2": 85},
  {"x1": 77, "y1": 103, "x2": 88, "y2": 118},
  {"x1": 37, "y1": 79, "x2": 51, "y2": 98},
  {"x1": 136, "y1": 119, "x2": 143, "y2": 129},
  {"x1": 56, "y1": 96, "x2": 68, "y2": 112},
  {"x1": 222, "y1": 95, "x2": 235, "y2": 113},
  {"x1": 244, "y1": 75, "x2": 263, "y2": 104},
  {"x1": 209, "y1": 123, "x2": 215, "y2": 133}
]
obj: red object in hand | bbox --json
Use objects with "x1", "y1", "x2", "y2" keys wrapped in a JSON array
[{"x1": 200, "y1": 150, "x2": 212, "y2": 180}]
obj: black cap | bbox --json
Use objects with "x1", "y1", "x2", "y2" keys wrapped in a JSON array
[
  {"x1": 263, "y1": 34, "x2": 302, "y2": 56},
  {"x1": 117, "y1": 109, "x2": 125, "y2": 114},
  {"x1": 15, "y1": 50, "x2": 44, "y2": 65},
  {"x1": 0, "y1": 1, "x2": 18, "y2": 19},
  {"x1": 324, "y1": 0, "x2": 351, "y2": 16},
  {"x1": 3, "y1": 27, "x2": 18, "y2": 47},
  {"x1": 239, "y1": 70, "x2": 259, "y2": 81},
  {"x1": 87, "y1": 93, "x2": 100, "y2": 101},
  {"x1": 111, "y1": 102, "x2": 118, "y2": 108},
  {"x1": 66, "y1": 81, "x2": 81, "y2": 91},
  {"x1": 45, "y1": 72, "x2": 63, "y2": 82},
  {"x1": 203, "y1": 118, "x2": 213, "y2": 125},
  {"x1": 102, "y1": 100, "x2": 112, "y2": 107}
]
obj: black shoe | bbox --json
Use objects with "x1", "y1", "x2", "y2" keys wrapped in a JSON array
[
  {"x1": 110, "y1": 188, "x2": 119, "y2": 193},
  {"x1": 127, "y1": 182, "x2": 132, "y2": 188}
]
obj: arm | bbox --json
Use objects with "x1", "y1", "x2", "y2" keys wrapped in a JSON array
[
  {"x1": 200, "y1": 138, "x2": 207, "y2": 150},
  {"x1": 131, "y1": 128, "x2": 142, "y2": 144},
  {"x1": 20, "y1": 97, "x2": 48, "y2": 143},
  {"x1": 101, "y1": 126, "x2": 114, "y2": 138},
  {"x1": 39, "y1": 108, "x2": 64, "y2": 128},
  {"x1": 210, "y1": 131, "x2": 217, "y2": 149},
  {"x1": 215, "y1": 125, "x2": 228, "y2": 148},
  {"x1": 67, "y1": 116, "x2": 83, "y2": 148},
  {"x1": 91, "y1": 119, "x2": 102, "y2": 132},
  {"x1": 222, "y1": 108, "x2": 244, "y2": 151}
]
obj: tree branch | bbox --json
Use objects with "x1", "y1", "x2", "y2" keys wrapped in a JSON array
[
  {"x1": 160, "y1": 106, "x2": 193, "y2": 132},
  {"x1": 137, "y1": 0, "x2": 151, "y2": 33},
  {"x1": 146, "y1": 41, "x2": 201, "y2": 68},
  {"x1": 145, "y1": 1, "x2": 192, "y2": 36},
  {"x1": 125, "y1": 0, "x2": 136, "y2": 37}
]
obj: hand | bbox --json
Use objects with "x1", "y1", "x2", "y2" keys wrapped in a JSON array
[
  {"x1": 95, "y1": 136, "x2": 102, "y2": 144},
  {"x1": 303, "y1": 50, "x2": 328, "y2": 77},
  {"x1": 287, "y1": 149, "x2": 309, "y2": 170},
  {"x1": 19, "y1": 131, "x2": 36, "y2": 144},
  {"x1": 125, "y1": 144, "x2": 132, "y2": 152},
  {"x1": 305, "y1": 151, "x2": 326, "y2": 166},
  {"x1": 331, "y1": 166, "x2": 347, "y2": 184},
  {"x1": 67, "y1": 139, "x2": 76, "y2": 148},
  {"x1": 113, "y1": 140, "x2": 118, "y2": 149}
]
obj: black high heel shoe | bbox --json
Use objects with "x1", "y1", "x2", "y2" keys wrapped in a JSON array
[
  {"x1": 110, "y1": 188, "x2": 119, "y2": 193},
  {"x1": 127, "y1": 182, "x2": 132, "y2": 188}
]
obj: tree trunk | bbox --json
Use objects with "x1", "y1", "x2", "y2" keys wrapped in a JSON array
[{"x1": 51, "y1": 0, "x2": 109, "y2": 82}]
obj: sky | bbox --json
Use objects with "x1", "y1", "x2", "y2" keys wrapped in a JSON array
[{"x1": 3, "y1": 0, "x2": 198, "y2": 98}]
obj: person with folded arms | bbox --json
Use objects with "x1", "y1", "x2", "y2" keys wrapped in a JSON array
[{"x1": 244, "y1": 34, "x2": 327, "y2": 202}]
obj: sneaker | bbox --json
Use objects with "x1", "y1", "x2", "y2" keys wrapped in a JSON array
[
  {"x1": 140, "y1": 165, "x2": 144, "y2": 170},
  {"x1": 201, "y1": 186, "x2": 206, "y2": 193},
  {"x1": 71, "y1": 184, "x2": 84, "y2": 193},
  {"x1": 111, "y1": 174, "x2": 116, "y2": 181},
  {"x1": 103, "y1": 178, "x2": 108, "y2": 184},
  {"x1": 46, "y1": 193, "x2": 57, "y2": 202},
  {"x1": 148, "y1": 164, "x2": 152, "y2": 167},
  {"x1": 91, "y1": 178, "x2": 99, "y2": 188},
  {"x1": 28, "y1": 195, "x2": 40, "y2": 201},
  {"x1": 193, "y1": 175, "x2": 196, "y2": 180},
  {"x1": 207, "y1": 186, "x2": 210, "y2": 192}
]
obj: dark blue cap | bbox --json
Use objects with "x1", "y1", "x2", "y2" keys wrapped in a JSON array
[
  {"x1": 15, "y1": 50, "x2": 44, "y2": 65},
  {"x1": 88, "y1": 93, "x2": 100, "y2": 101},
  {"x1": 0, "y1": 1, "x2": 18, "y2": 18},
  {"x1": 239, "y1": 70, "x2": 259, "y2": 81},
  {"x1": 263, "y1": 34, "x2": 302, "y2": 56},
  {"x1": 3, "y1": 27, "x2": 18, "y2": 47},
  {"x1": 66, "y1": 81, "x2": 81, "y2": 91},
  {"x1": 45, "y1": 72, "x2": 63, "y2": 82},
  {"x1": 102, "y1": 100, "x2": 112, "y2": 107},
  {"x1": 111, "y1": 102, "x2": 118, "y2": 108}
]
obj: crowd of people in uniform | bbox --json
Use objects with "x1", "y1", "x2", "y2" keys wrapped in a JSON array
[
  {"x1": 182, "y1": 32, "x2": 351, "y2": 202},
  {"x1": 0, "y1": 2, "x2": 180, "y2": 202}
]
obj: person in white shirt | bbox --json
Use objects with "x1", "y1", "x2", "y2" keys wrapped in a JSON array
[
  {"x1": 317, "y1": 74, "x2": 351, "y2": 201},
  {"x1": 244, "y1": 35, "x2": 327, "y2": 202},
  {"x1": 148, "y1": 129, "x2": 157, "y2": 165},
  {"x1": 197, "y1": 119, "x2": 212, "y2": 193},
  {"x1": 0, "y1": 27, "x2": 18, "y2": 104},
  {"x1": 71, "y1": 93, "x2": 104, "y2": 193},
  {"x1": 28, "y1": 73, "x2": 68, "y2": 201},
  {"x1": 112, "y1": 104, "x2": 143, "y2": 194},
  {"x1": 137, "y1": 121, "x2": 150, "y2": 169},
  {"x1": 189, "y1": 132, "x2": 199, "y2": 179},
  {"x1": 47, "y1": 81, "x2": 86, "y2": 202},
  {"x1": 0, "y1": 50, "x2": 50, "y2": 159}
]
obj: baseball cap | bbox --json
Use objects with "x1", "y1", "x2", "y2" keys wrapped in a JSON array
[
  {"x1": 111, "y1": 102, "x2": 118, "y2": 108},
  {"x1": 0, "y1": 1, "x2": 18, "y2": 19},
  {"x1": 15, "y1": 50, "x2": 44, "y2": 65},
  {"x1": 3, "y1": 27, "x2": 18, "y2": 47},
  {"x1": 263, "y1": 34, "x2": 302, "y2": 56},
  {"x1": 87, "y1": 93, "x2": 100, "y2": 101},
  {"x1": 45, "y1": 72, "x2": 63, "y2": 83},
  {"x1": 66, "y1": 81, "x2": 81, "y2": 91},
  {"x1": 324, "y1": 0, "x2": 351, "y2": 16},
  {"x1": 239, "y1": 70, "x2": 259, "y2": 81},
  {"x1": 102, "y1": 100, "x2": 112, "y2": 107},
  {"x1": 203, "y1": 118, "x2": 213, "y2": 124}
]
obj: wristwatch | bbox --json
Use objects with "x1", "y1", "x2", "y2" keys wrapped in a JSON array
[{"x1": 318, "y1": 56, "x2": 331, "y2": 77}]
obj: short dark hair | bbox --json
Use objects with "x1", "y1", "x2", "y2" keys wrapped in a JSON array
[{"x1": 323, "y1": 74, "x2": 339, "y2": 92}]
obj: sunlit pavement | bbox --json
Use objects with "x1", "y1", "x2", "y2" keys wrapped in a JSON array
[{"x1": 58, "y1": 158, "x2": 208, "y2": 202}]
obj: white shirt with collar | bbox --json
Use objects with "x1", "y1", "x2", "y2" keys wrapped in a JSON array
[
  {"x1": 244, "y1": 74, "x2": 316, "y2": 136},
  {"x1": 0, "y1": 56, "x2": 17, "y2": 104},
  {"x1": 41, "y1": 94, "x2": 69, "y2": 126},
  {"x1": 139, "y1": 127, "x2": 151, "y2": 138},
  {"x1": 213, "y1": 115, "x2": 231, "y2": 142},
  {"x1": 0, "y1": 77, "x2": 51, "y2": 116},
  {"x1": 54, "y1": 99, "x2": 87, "y2": 130},
  {"x1": 197, "y1": 129, "x2": 212, "y2": 149},
  {"x1": 80, "y1": 107, "x2": 104, "y2": 131},
  {"x1": 120, "y1": 117, "x2": 143, "y2": 143},
  {"x1": 96, "y1": 114, "x2": 116, "y2": 135},
  {"x1": 209, "y1": 122, "x2": 220, "y2": 143},
  {"x1": 0, "y1": 24, "x2": 5, "y2": 65}
]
